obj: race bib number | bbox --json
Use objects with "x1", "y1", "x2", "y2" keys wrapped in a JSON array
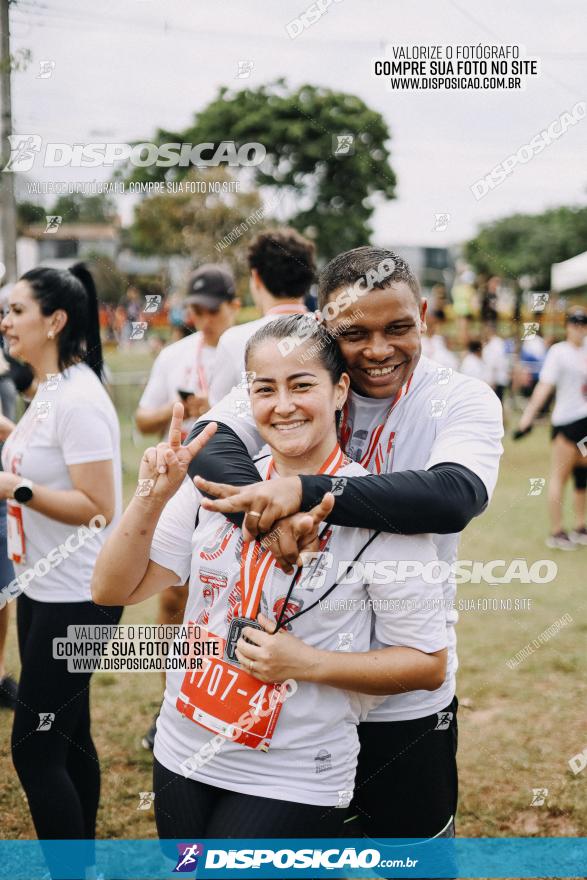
[
  {"x1": 176, "y1": 632, "x2": 289, "y2": 751},
  {"x1": 7, "y1": 501, "x2": 26, "y2": 564}
]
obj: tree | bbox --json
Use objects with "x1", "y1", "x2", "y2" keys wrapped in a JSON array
[
  {"x1": 50, "y1": 192, "x2": 118, "y2": 224},
  {"x1": 128, "y1": 167, "x2": 262, "y2": 283},
  {"x1": 124, "y1": 80, "x2": 396, "y2": 259},
  {"x1": 16, "y1": 199, "x2": 45, "y2": 231},
  {"x1": 83, "y1": 253, "x2": 126, "y2": 305},
  {"x1": 465, "y1": 206, "x2": 587, "y2": 290}
]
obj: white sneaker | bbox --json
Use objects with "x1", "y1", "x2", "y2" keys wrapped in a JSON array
[
  {"x1": 569, "y1": 528, "x2": 587, "y2": 546},
  {"x1": 546, "y1": 532, "x2": 577, "y2": 550}
]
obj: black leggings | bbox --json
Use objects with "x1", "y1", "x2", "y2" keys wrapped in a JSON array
[
  {"x1": 12, "y1": 593, "x2": 123, "y2": 840},
  {"x1": 153, "y1": 757, "x2": 345, "y2": 840}
]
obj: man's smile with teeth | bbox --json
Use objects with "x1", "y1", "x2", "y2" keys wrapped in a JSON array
[{"x1": 363, "y1": 363, "x2": 406, "y2": 376}]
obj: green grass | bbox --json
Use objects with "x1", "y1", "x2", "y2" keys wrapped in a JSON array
[{"x1": 0, "y1": 347, "x2": 585, "y2": 841}]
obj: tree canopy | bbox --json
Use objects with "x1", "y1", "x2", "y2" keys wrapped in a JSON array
[
  {"x1": 465, "y1": 206, "x2": 587, "y2": 289},
  {"x1": 128, "y1": 167, "x2": 262, "y2": 283},
  {"x1": 125, "y1": 80, "x2": 396, "y2": 259}
]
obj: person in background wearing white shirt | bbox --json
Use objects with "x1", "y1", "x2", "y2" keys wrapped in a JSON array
[
  {"x1": 0, "y1": 264, "x2": 122, "y2": 874},
  {"x1": 460, "y1": 339, "x2": 490, "y2": 383},
  {"x1": 208, "y1": 228, "x2": 316, "y2": 405},
  {"x1": 420, "y1": 308, "x2": 458, "y2": 371},
  {"x1": 482, "y1": 321, "x2": 510, "y2": 402},
  {"x1": 136, "y1": 264, "x2": 240, "y2": 439},
  {"x1": 516, "y1": 307, "x2": 587, "y2": 549},
  {"x1": 136, "y1": 264, "x2": 239, "y2": 749},
  {"x1": 92, "y1": 316, "x2": 448, "y2": 839}
]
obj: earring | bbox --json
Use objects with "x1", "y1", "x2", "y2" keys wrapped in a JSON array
[{"x1": 47, "y1": 331, "x2": 54, "y2": 339}]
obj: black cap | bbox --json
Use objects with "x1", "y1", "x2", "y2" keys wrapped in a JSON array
[
  {"x1": 185, "y1": 264, "x2": 236, "y2": 309},
  {"x1": 566, "y1": 307, "x2": 587, "y2": 326}
]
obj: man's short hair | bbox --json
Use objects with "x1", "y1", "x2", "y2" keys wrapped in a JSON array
[
  {"x1": 318, "y1": 246, "x2": 420, "y2": 309},
  {"x1": 248, "y1": 228, "x2": 316, "y2": 299}
]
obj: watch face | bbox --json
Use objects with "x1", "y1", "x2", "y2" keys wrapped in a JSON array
[{"x1": 14, "y1": 485, "x2": 33, "y2": 504}]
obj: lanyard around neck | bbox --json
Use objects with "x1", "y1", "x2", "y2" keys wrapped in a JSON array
[{"x1": 235, "y1": 442, "x2": 347, "y2": 619}]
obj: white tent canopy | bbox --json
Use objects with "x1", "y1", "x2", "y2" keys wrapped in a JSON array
[{"x1": 551, "y1": 251, "x2": 587, "y2": 293}]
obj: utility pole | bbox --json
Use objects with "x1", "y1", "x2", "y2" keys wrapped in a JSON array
[{"x1": 0, "y1": 0, "x2": 17, "y2": 282}]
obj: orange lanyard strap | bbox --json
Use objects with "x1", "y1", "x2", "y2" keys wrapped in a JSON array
[
  {"x1": 194, "y1": 336, "x2": 208, "y2": 395},
  {"x1": 339, "y1": 375, "x2": 413, "y2": 474},
  {"x1": 237, "y1": 539, "x2": 275, "y2": 619},
  {"x1": 236, "y1": 442, "x2": 346, "y2": 619},
  {"x1": 265, "y1": 304, "x2": 309, "y2": 316}
]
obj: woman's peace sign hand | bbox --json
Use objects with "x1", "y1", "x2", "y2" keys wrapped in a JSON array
[{"x1": 137, "y1": 403, "x2": 217, "y2": 504}]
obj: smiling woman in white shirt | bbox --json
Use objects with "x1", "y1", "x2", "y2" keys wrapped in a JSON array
[
  {"x1": 0, "y1": 264, "x2": 122, "y2": 856},
  {"x1": 93, "y1": 315, "x2": 448, "y2": 840}
]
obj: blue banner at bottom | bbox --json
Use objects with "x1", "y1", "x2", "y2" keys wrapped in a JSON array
[{"x1": 0, "y1": 838, "x2": 585, "y2": 879}]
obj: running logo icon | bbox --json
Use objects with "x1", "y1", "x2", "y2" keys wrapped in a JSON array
[
  {"x1": 2, "y1": 134, "x2": 42, "y2": 172},
  {"x1": 174, "y1": 843, "x2": 204, "y2": 873},
  {"x1": 435, "y1": 711, "x2": 453, "y2": 730},
  {"x1": 45, "y1": 215, "x2": 62, "y2": 233},
  {"x1": 36, "y1": 713, "x2": 55, "y2": 731}
]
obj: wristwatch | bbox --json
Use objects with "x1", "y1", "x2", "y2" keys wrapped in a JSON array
[{"x1": 13, "y1": 478, "x2": 33, "y2": 504}]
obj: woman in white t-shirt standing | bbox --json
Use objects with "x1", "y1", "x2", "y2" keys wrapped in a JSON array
[
  {"x1": 516, "y1": 307, "x2": 587, "y2": 549},
  {"x1": 0, "y1": 265, "x2": 122, "y2": 851}
]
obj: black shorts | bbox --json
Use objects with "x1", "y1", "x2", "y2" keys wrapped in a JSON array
[
  {"x1": 573, "y1": 465, "x2": 587, "y2": 490},
  {"x1": 349, "y1": 697, "x2": 458, "y2": 840},
  {"x1": 551, "y1": 415, "x2": 587, "y2": 445}
]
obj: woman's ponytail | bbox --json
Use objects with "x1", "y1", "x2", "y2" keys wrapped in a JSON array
[{"x1": 68, "y1": 263, "x2": 104, "y2": 381}]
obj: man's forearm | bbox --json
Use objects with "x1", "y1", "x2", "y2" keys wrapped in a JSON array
[
  {"x1": 135, "y1": 403, "x2": 174, "y2": 435},
  {"x1": 299, "y1": 463, "x2": 488, "y2": 535}
]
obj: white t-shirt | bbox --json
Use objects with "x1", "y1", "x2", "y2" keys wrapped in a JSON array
[
  {"x1": 150, "y1": 457, "x2": 447, "y2": 807},
  {"x1": 202, "y1": 355, "x2": 504, "y2": 721},
  {"x1": 460, "y1": 353, "x2": 490, "y2": 384},
  {"x1": 1, "y1": 363, "x2": 122, "y2": 603},
  {"x1": 208, "y1": 304, "x2": 308, "y2": 405},
  {"x1": 539, "y1": 340, "x2": 587, "y2": 426},
  {"x1": 421, "y1": 335, "x2": 459, "y2": 371},
  {"x1": 139, "y1": 331, "x2": 216, "y2": 434},
  {"x1": 483, "y1": 336, "x2": 510, "y2": 388}
]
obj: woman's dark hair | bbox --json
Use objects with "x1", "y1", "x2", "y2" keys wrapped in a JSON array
[
  {"x1": 244, "y1": 314, "x2": 346, "y2": 384},
  {"x1": 19, "y1": 263, "x2": 104, "y2": 380}
]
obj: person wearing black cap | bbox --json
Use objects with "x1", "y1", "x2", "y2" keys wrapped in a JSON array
[
  {"x1": 516, "y1": 307, "x2": 587, "y2": 549},
  {"x1": 135, "y1": 263, "x2": 239, "y2": 749},
  {"x1": 136, "y1": 264, "x2": 240, "y2": 440}
]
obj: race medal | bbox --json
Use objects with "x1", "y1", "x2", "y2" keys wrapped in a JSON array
[
  {"x1": 176, "y1": 638, "x2": 287, "y2": 751},
  {"x1": 7, "y1": 501, "x2": 26, "y2": 564},
  {"x1": 224, "y1": 616, "x2": 263, "y2": 664}
]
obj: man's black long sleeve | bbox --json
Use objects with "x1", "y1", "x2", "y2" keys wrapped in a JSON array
[
  {"x1": 187, "y1": 421, "x2": 261, "y2": 527},
  {"x1": 186, "y1": 422, "x2": 488, "y2": 535},
  {"x1": 299, "y1": 464, "x2": 487, "y2": 534}
]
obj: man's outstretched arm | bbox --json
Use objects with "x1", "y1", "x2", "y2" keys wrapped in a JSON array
[
  {"x1": 298, "y1": 463, "x2": 487, "y2": 534},
  {"x1": 186, "y1": 421, "x2": 487, "y2": 535}
]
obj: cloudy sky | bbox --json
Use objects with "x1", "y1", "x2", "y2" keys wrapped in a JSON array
[{"x1": 9, "y1": 0, "x2": 587, "y2": 246}]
